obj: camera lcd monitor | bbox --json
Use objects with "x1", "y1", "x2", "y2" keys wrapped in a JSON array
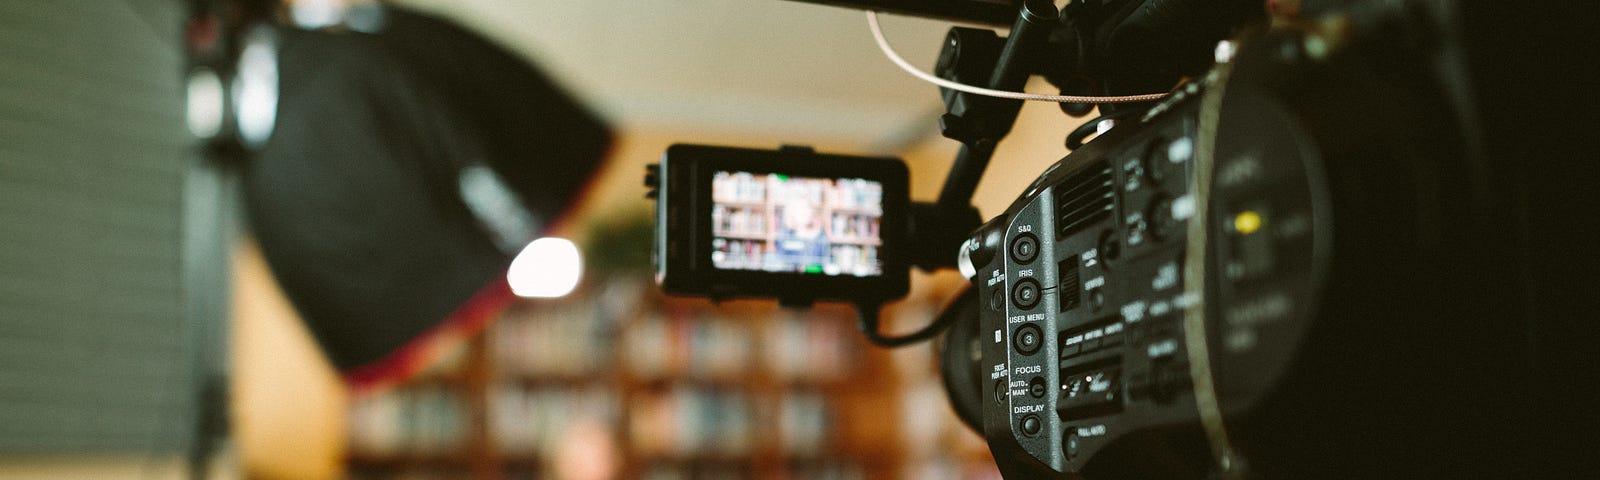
[{"x1": 709, "y1": 171, "x2": 884, "y2": 277}]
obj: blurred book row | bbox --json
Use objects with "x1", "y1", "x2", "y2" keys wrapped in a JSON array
[
  {"x1": 348, "y1": 386, "x2": 469, "y2": 458},
  {"x1": 490, "y1": 386, "x2": 617, "y2": 457},
  {"x1": 345, "y1": 275, "x2": 997, "y2": 478},
  {"x1": 627, "y1": 386, "x2": 836, "y2": 459},
  {"x1": 488, "y1": 307, "x2": 855, "y2": 383},
  {"x1": 350, "y1": 386, "x2": 842, "y2": 461},
  {"x1": 640, "y1": 461, "x2": 865, "y2": 480}
]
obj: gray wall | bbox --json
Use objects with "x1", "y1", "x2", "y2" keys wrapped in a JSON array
[{"x1": 1, "y1": 0, "x2": 217, "y2": 453}]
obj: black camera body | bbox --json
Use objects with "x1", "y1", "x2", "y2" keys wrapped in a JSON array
[
  {"x1": 649, "y1": 144, "x2": 911, "y2": 304},
  {"x1": 943, "y1": 17, "x2": 1522, "y2": 479},
  {"x1": 953, "y1": 59, "x2": 1328, "y2": 479},
  {"x1": 652, "y1": 1, "x2": 1575, "y2": 478}
]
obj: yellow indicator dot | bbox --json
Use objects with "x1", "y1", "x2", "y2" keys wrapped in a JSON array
[{"x1": 1234, "y1": 211, "x2": 1263, "y2": 235}]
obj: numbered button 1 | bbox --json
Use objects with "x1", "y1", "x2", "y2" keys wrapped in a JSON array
[{"x1": 1010, "y1": 232, "x2": 1039, "y2": 264}]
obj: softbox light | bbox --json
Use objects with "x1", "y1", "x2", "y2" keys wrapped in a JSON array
[{"x1": 241, "y1": 6, "x2": 611, "y2": 390}]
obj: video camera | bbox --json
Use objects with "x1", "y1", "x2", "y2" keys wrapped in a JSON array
[{"x1": 650, "y1": 1, "x2": 1564, "y2": 478}]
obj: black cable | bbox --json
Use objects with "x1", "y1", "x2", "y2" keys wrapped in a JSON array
[{"x1": 855, "y1": 302, "x2": 959, "y2": 348}]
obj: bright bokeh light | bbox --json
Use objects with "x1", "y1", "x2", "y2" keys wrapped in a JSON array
[
  {"x1": 290, "y1": 0, "x2": 346, "y2": 29},
  {"x1": 233, "y1": 27, "x2": 278, "y2": 149},
  {"x1": 185, "y1": 69, "x2": 225, "y2": 140},
  {"x1": 507, "y1": 237, "x2": 582, "y2": 298}
]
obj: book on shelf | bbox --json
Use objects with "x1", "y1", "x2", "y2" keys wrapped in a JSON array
[
  {"x1": 764, "y1": 310, "x2": 856, "y2": 383},
  {"x1": 639, "y1": 461, "x2": 865, "y2": 480},
  {"x1": 777, "y1": 390, "x2": 832, "y2": 457},
  {"x1": 488, "y1": 385, "x2": 618, "y2": 458},
  {"x1": 712, "y1": 171, "x2": 768, "y2": 205},
  {"x1": 493, "y1": 299, "x2": 621, "y2": 379},
  {"x1": 348, "y1": 467, "x2": 478, "y2": 480},
  {"x1": 902, "y1": 457, "x2": 1004, "y2": 480},
  {"x1": 627, "y1": 386, "x2": 754, "y2": 459},
  {"x1": 347, "y1": 386, "x2": 469, "y2": 458},
  {"x1": 639, "y1": 462, "x2": 755, "y2": 480},
  {"x1": 624, "y1": 310, "x2": 753, "y2": 381},
  {"x1": 785, "y1": 461, "x2": 868, "y2": 480}
]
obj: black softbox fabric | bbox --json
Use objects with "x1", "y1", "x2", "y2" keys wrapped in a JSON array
[{"x1": 243, "y1": 8, "x2": 611, "y2": 374}]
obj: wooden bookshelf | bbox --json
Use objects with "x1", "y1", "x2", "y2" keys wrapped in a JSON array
[{"x1": 344, "y1": 273, "x2": 999, "y2": 479}]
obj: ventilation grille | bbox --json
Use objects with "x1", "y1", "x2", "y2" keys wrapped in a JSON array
[{"x1": 1054, "y1": 160, "x2": 1116, "y2": 239}]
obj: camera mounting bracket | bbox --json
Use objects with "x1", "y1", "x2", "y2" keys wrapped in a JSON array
[{"x1": 933, "y1": 0, "x2": 1060, "y2": 210}]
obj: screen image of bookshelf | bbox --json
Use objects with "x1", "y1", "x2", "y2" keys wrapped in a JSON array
[
  {"x1": 710, "y1": 171, "x2": 884, "y2": 276},
  {"x1": 344, "y1": 276, "x2": 997, "y2": 480}
]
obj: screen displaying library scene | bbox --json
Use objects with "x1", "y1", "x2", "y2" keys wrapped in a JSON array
[{"x1": 709, "y1": 171, "x2": 883, "y2": 277}]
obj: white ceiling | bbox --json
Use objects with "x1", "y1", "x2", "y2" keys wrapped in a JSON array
[{"x1": 392, "y1": 0, "x2": 965, "y2": 152}]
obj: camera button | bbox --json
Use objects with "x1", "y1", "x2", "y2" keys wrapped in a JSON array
[
  {"x1": 1010, "y1": 232, "x2": 1040, "y2": 264},
  {"x1": 1012, "y1": 279, "x2": 1042, "y2": 310},
  {"x1": 1147, "y1": 195, "x2": 1176, "y2": 241},
  {"x1": 1097, "y1": 230, "x2": 1121, "y2": 265},
  {"x1": 1021, "y1": 414, "x2": 1043, "y2": 436},
  {"x1": 1014, "y1": 323, "x2": 1043, "y2": 356}
]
